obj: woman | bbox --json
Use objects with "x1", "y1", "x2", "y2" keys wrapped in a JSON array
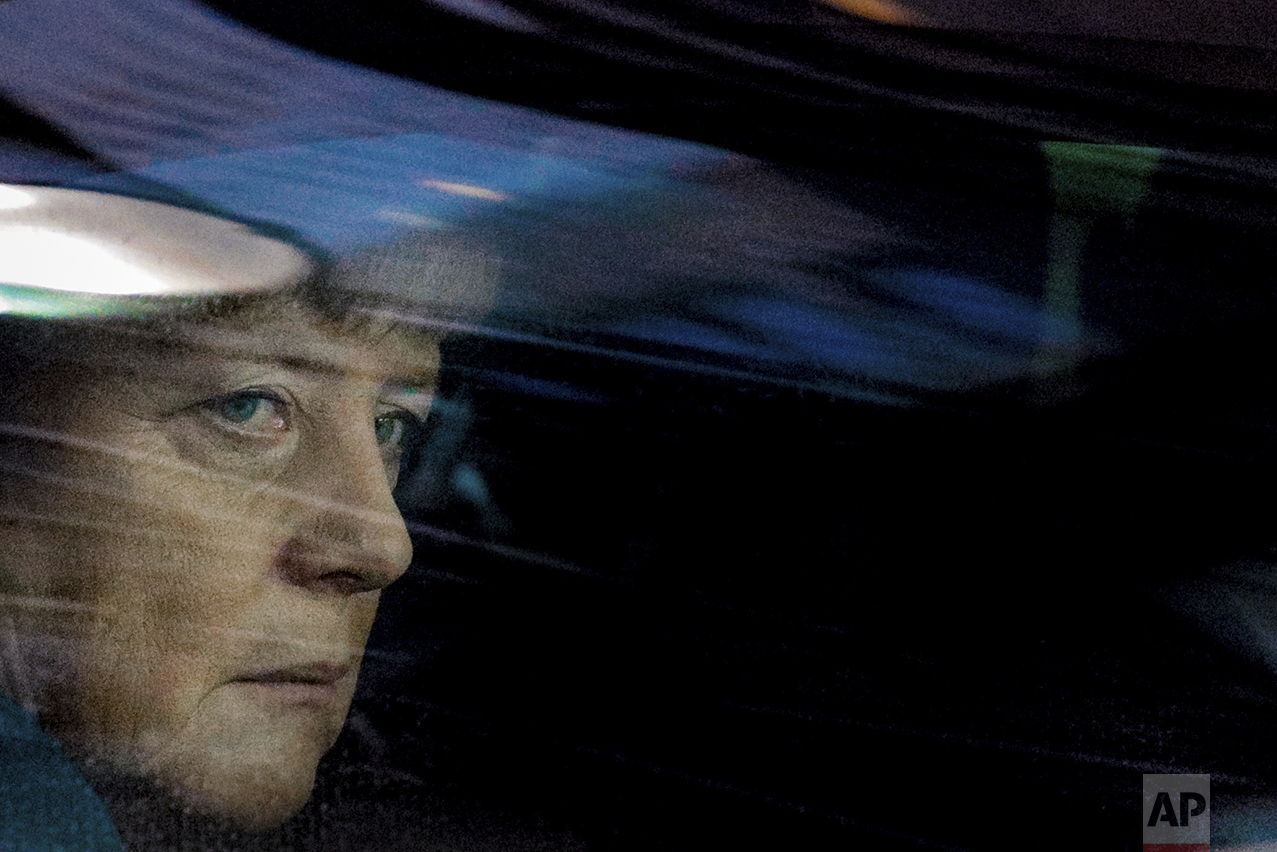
[{"x1": 0, "y1": 186, "x2": 487, "y2": 847}]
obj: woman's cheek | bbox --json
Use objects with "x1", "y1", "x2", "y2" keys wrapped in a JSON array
[{"x1": 159, "y1": 414, "x2": 299, "y2": 482}]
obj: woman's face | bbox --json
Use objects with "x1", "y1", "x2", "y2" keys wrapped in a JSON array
[{"x1": 0, "y1": 304, "x2": 437, "y2": 829}]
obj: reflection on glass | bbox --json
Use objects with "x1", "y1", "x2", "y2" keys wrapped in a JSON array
[{"x1": 0, "y1": 185, "x2": 312, "y2": 318}]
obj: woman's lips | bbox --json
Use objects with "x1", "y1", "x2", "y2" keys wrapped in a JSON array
[
  {"x1": 241, "y1": 662, "x2": 351, "y2": 685},
  {"x1": 231, "y1": 662, "x2": 352, "y2": 706}
]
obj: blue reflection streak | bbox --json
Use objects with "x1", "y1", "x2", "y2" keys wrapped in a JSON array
[
  {"x1": 604, "y1": 269, "x2": 1067, "y2": 393},
  {"x1": 84, "y1": 132, "x2": 722, "y2": 253},
  {"x1": 0, "y1": 0, "x2": 1097, "y2": 397}
]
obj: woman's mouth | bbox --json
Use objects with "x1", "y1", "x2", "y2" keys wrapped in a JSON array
[{"x1": 231, "y1": 662, "x2": 352, "y2": 705}]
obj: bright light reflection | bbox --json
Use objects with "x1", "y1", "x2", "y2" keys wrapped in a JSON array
[
  {"x1": 819, "y1": 0, "x2": 922, "y2": 25},
  {"x1": 417, "y1": 179, "x2": 508, "y2": 202},
  {"x1": 0, "y1": 186, "x2": 37, "y2": 211},
  {"x1": 0, "y1": 229, "x2": 169, "y2": 295}
]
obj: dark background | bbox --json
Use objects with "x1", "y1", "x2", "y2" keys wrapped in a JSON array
[{"x1": 343, "y1": 186, "x2": 1277, "y2": 849}]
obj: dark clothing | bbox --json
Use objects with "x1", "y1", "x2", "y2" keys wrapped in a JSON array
[{"x1": 0, "y1": 693, "x2": 124, "y2": 852}]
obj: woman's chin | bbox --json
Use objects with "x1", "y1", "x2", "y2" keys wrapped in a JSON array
[
  {"x1": 76, "y1": 742, "x2": 321, "y2": 835},
  {"x1": 165, "y1": 769, "x2": 317, "y2": 832},
  {"x1": 84, "y1": 766, "x2": 315, "y2": 844},
  {"x1": 61, "y1": 675, "x2": 349, "y2": 831}
]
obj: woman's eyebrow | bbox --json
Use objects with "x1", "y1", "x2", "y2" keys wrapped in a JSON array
[
  {"x1": 275, "y1": 354, "x2": 348, "y2": 377},
  {"x1": 384, "y1": 379, "x2": 434, "y2": 392},
  {"x1": 270, "y1": 354, "x2": 439, "y2": 384},
  {"x1": 381, "y1": 382, "x2": 437, "y2": 416}
]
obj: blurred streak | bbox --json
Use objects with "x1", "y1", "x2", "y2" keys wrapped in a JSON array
[
  {"x1": 0, "y1": 288, "x2": 147, "y2": 320},
  {"x1": 1033, "y1": 143, "x2": 1159, "y2": 396},
  {"x1": 1160, "y1": 562, "x2": 1277, "y2": 688},
  {"x1": 883, "y1": 0, "x2": 1277, "y2": 46},
  {"x1": 375, "y1": 210, "x2": 446, "y2": 229},
  {"x1": 328, "y1": 228, "x2": 501, "y2": 321},
  {"x1": 0, "y1": 0, "x2": 715, "y2": 184},
  {"x1": 0, "y1": 0, "x2": 1110, "y2": 400},
  {"x1": 418, "y1": 179, "x2": 509, "y2": 202},
  {"x1": 818, "y1": 0, "x2": 926, "y2": 26},
  {"x1": 90, "y1": 131, "x2": 720, "y2": 253},
  {"x1": 1043, "y1": 143, "x2": 1161, "y2": 216},
  {"x1": 0, "y1": 0, "x2": 444, "y2": 169},
  {"x1": 424, "y1": 0, "x2": 544, "y2": 32},
  {"x1": 395, "y1": 319, "x2": 918, "y2": 404},
  {"x1": 727, "y1": 702, "x2": 1244, "y2": 779},
  {"x1": 449, "y1": 462, "x2": 511, "y2": 537},
  {"x1": 0, "y1": 422, "x2": 426, "y2": 529}
]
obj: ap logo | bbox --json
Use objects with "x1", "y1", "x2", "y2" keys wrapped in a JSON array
[{"x1": 1143, "y1": 774, "x2": 1208, "y2": 851}]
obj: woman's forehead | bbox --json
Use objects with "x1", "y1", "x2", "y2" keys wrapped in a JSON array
[
  {"x1": 26, "y1": 307, "x2": 441, "y2": 405},
  {"x1": 153, "y1": 304, "x2": 441, "y2": 384}
]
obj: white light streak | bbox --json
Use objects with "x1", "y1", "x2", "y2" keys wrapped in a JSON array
[
  {"x1": 417, "y1": 179, "x2": 508, "y2": 202},
  {"x1": 0, "y1": 229, "x2": 169, "y2": 295},
  {"x1": 0, "y1": 186, "x2": 36, "y2": 211}
]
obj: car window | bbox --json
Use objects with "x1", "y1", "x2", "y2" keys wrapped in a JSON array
[{"x1": 5, "y1": 1, "x2": 1277, "y2": 851}]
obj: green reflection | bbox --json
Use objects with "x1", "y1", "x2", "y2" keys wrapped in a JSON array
[
  {"x1": 0, "y1": 283, "x2": 179, "y2": 319},
  {"x1": 1035, "y1": 142, "x2": 1161, "y2": 392}
]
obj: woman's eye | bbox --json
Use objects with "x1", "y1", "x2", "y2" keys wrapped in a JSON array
[
  {"x1": 374, "y1": 410, "x2": 422, "y2": 486},
  {"x1": 373, "y1": 411, "x2": 418, "y2": 450},
  {"x1": 374, "y1": 415, "x2": 402, "y2": 446},
  {"x1": 204, "y1": 391, "x2": 290, "y2": 436}
]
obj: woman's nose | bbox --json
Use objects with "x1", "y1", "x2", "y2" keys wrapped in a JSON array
[{"x1": 275, "y1": 417, "x2": 413, "y2": 596}]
